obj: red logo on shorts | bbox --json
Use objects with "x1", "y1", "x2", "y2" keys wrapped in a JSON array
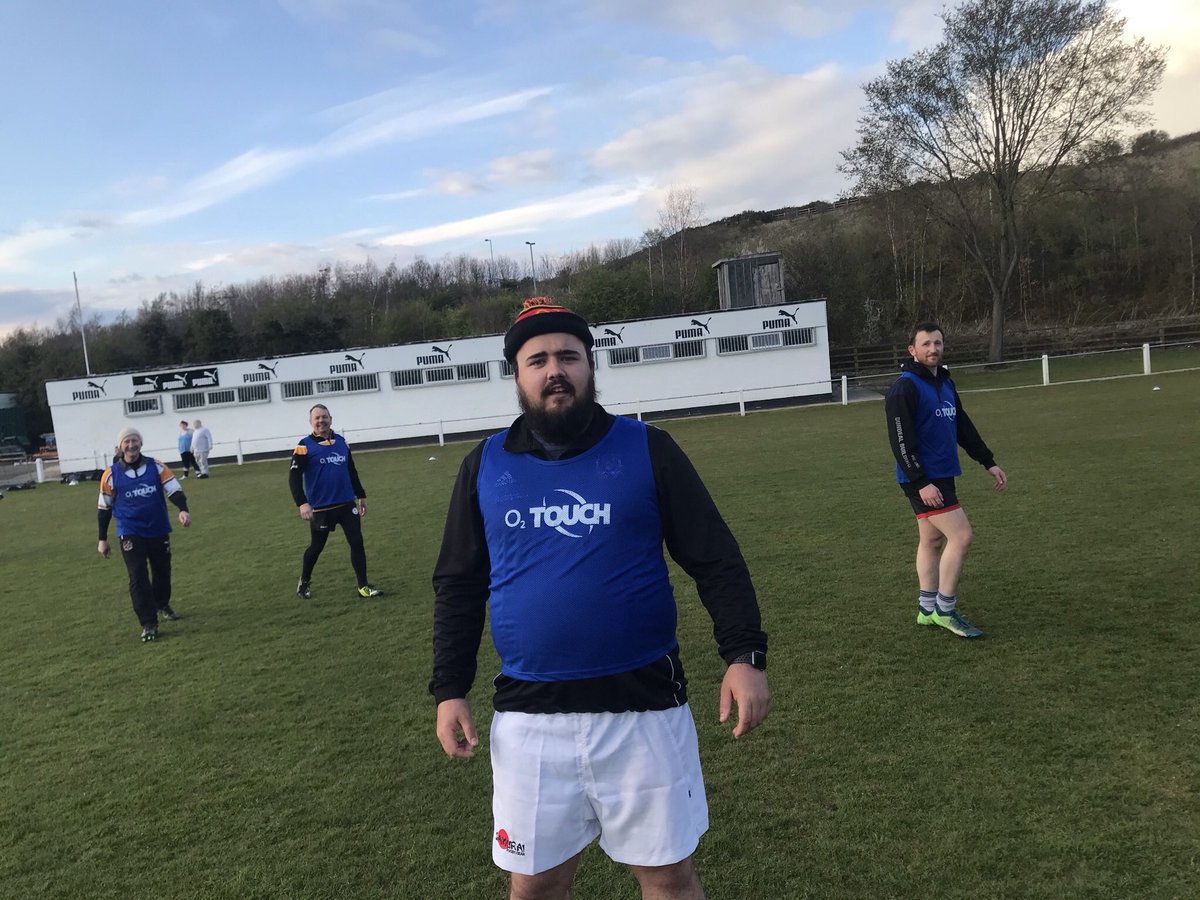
[{"x1": 496, "y1": 828, "x2": 525, "y2": 856}]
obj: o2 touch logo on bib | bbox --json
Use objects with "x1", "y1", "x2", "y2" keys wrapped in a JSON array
[{"x1": 504, "y1": 489, "x2": 612, "y2": 538}]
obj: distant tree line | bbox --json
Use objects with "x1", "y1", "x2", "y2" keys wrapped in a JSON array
[{"x1": 2, "y1": 129, "x2": 1198, "y2": 442}]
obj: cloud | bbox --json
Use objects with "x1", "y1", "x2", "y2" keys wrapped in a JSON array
[
  {"x1": 1114, "y1": 0, "x2": 1200, "y2": 137},
  {"x1": 587, "y1": 0, "x2": 875, "y2": 48},
  {"x1": 592, "y1": 59, "x2": 860, "y2": 216},
  {"x1": 363, "y1": 28, "x2": 444, "y2": 59},
  {"x1": 488, "y1": 149, "x2": 561, "y2": 186},
  {"x1": 430, "y1": 171, "x2": 487, "y2": 197},
  {"x1": 0, "y1": 224, "x2": 82, "y2": 272},
  {"x1": 0, "y1": 287, "x2": 76, "y2": 335},
  {"x1": 377, "y1": 182, "x2": 649, "y2": 247}
]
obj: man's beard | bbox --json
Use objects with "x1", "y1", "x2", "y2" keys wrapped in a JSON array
[{"x1": 518, "y1": 372, "x2": 597, "y2": 444}]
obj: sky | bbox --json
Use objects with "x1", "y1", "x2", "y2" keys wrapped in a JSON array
[{"x1": 1, "y1": 0, "x2": 1196, "y2": 338}]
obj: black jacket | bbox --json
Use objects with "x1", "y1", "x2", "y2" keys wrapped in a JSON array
[
  {"x1": 430, "y1": 404, "x2": 767, "y2": 713},
  {"x1": 884, "y1": 361, "x2": 996, "y2": 488}
]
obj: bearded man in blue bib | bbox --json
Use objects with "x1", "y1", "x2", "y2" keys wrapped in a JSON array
[{"x1": 431, "y1": 298, "x2": 770, "y2": 900}]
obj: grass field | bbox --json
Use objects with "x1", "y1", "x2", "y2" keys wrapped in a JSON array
[{"x1": 2, "y1": 364, "x2": 1199, "y2": 899}]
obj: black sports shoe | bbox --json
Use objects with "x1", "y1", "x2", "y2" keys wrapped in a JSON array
[
  {"x1": 141, "y1": 627, "x2": 158, "y2": 642},
  {"x1": 161, "y1": 606, "x2": 181, "y2": 621},
  {"x1": 297, "y1": 579, "x2": 311, "y2": 599}
]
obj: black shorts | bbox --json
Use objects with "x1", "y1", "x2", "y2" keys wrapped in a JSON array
[
  {"x1": 311, "y1": 503, "x2": 359, "y2": 533},
  {"x1": 900, "y1": 477, "x2": 961, "y2": 518}
]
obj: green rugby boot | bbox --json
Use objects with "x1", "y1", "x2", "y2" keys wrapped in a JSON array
[
  {"x1": 917, "y1": 607, "x2": 935, "y2": 626},
  {"x1": 931, "y1": 608, "x2": 983, "y2": 639}
]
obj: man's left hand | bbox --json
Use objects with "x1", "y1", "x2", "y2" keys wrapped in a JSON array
[
  {"x1": 988, "y1": 465, "x2": 1007, "y2": 491},
  {"x1": 357, "y1": 498, "x2": 368, "y2": 519},
  {"x1": 719, "y1": 665, "x2": 771, "y2": 739},
  {"x1": 178, "y1": 510, "x2": 191, "y2": 528}
]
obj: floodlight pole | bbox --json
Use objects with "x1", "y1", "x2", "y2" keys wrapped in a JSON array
[
  {"x1": 526, "y1": 241, "x2": 537, "y2": 294},
  {"x1": 72, "y1": 271, "x2": 93, "y2": 376},
  {"x1": 485, "y1": 238, "x2": 495, "y2": 287}
]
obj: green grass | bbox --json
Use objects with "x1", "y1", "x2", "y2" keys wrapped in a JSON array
[{"x1": 2, "y1": 368, "x2": 1199, "y2": 899}]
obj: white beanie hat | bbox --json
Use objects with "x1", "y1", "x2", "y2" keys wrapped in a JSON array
[{"x1": 116, "y1": 426, "x2": 142, "y2": 448}]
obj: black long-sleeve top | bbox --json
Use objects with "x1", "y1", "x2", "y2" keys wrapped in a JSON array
[
  {"x1": 287, "y1": 435, "x2": 366, "y2": 508},
  {"x1": 884, "y1": 361, "x2": 996, "y2": 488},
  {"x1": 430, "y1": 404, "x2": 767, "y2": 714}
]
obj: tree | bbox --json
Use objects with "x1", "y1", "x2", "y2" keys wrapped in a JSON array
[
  {"x1": 840, "y1": 0, "x2": 1165, "y2": 360},
  {"x1": 657, "y1": 186, "x2": 705, "y2": 310}
]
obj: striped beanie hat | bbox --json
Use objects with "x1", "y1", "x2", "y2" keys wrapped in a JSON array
[{"x1": 503, "y1": 297, "x2": 593, "y2": 363}]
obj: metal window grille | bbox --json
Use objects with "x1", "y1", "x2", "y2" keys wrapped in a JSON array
[
  {"x1": 716, "y1": 335, "x2": 750, "y2": 354},
  {"x1": 314, "y1": 378, "x2": 346, "y2": 394},
  {"x1": 237, "y1": 384, "x2": 270, "y2": 403},
  {"x1": 456, "y1": 362, "x2": 489, "y2": 381},
  {"x1": 609, "y1": 346, "x2": 641, "y2": 366},
  {"x1": 391, "y1": 369, "x2": 423, "y2": 388},
  {"x1": 124, "y1": 397, "x2": 162, "y2": 416},
  {"x1": 750, "y1": 332, "x2": 783, "y2": 350},
  {"x1": 673, "y1": 339, "x2": 705, "y2": 359},
  {"x1": 346, "y1": 373, "x2": 380, "y2": 392},
  {"x1": 281, "y1": 380, "x2": 315, "y2": 399},
  {"x1": 173, "y1": 392, "x2": 206, "y2": 411},
  {"x1": 425, "y1": 366, "x2": 455, "y2": 383},
  {"x1": 782, "y1": 327, "x2": 814, "y2": 346},
  {"x1": 641, "y1": 344, "x2": 672, "y2": 361},
  {"x1": 498, "y1": 360, "x2": 515, "y2": 379},
  {"x1": 206, "y1": 389, "x2": 236, "y2": 406}
]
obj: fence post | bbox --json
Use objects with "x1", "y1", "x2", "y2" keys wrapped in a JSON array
[
  {"x1": 438, "y1": 421, "x2": 445, "y2": 447},
  {"x1": 739, "y1": 389, "x2": 746, "y2": 417},
  {"x1": 35, "y1": 458, "x2": 45, "y2": 483},
  {"x1": 236, "y1": 439, "x2": 244, "y2": 465},
  {"x1": 1042, "y1": 354, "x2": 1050, "y2": 386},
  {"x1": 636, "y1": 399, "x2": 642, "y2": 422},
  {"x1": 1143, "y1": 342, "x2": 1151, "y2": 375},
  {"x1": 841, "y1": 375, "x2": 849, "y2": 406}
]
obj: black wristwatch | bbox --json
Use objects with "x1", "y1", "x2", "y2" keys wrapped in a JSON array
[{"x1": 730, "y1": 650, "x2": 767, "y2": 671}]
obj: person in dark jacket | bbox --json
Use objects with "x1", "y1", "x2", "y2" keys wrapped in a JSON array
[
  {"x1": 97, "y1": 426, "x2": 192, "y2": 642},
  {"x1": 289, "y1": 404, "x2": 381, "y2": 600},
  {"x1": 885, "y1": 321, "x2": 1007, "y2": 639},
  {"x1": 431, "y1": 297, "x2": 769, "y2": 900}
]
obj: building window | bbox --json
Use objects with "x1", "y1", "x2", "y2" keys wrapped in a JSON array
[
  {"x1": 282, "y1": 380, "x2": 315, "y2": 399},
  {"x1": 346, "y1": 373, "x2": 379, "y2": 392},
  {"x1": 641, "y1": 344, "x2": 673, "y2": 362},
  {"x1": 782, "y1": 327, "x2": 815, "y2": 346},
  {"x1": 174, "y1": 392, "x2": 205, "y2": 411},
  {"x1": 456, "y1": 362, "x2": 489, "y2": 381},
  {"x1": 124, "y1": 397, "x2": 162, "y2": 416},
  {"x1": 717, "y1": 335, "x2": 751, "y2": 355},
  {"x1": 237, "y1": 384, "x2": 270, "y2": 403},
  {"x1": 391, "y1": 369, "x2": 423, "y2": 388},
  {"x1": 498, "y1": 360, "x2": 515, "y2": 379},
  {"x1": 750, "y1": 332, "x2": 783, "y2": 350},
  {"x1": 674, "y1": 340, "x2": 706, "y2": 359},
  {"x1": 609, "y1": 346, "x2": 641, "y2": 366},
  {"x1": 425, "y1": 366, "x2": 455, "y2": 383},
  {"x1": 206, "y1": 389, "x2": 236, "y2": 406}
]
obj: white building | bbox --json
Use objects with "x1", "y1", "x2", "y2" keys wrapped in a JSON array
[{"x1": 45, "y1": 302, "x2": 830, "y2": 472}]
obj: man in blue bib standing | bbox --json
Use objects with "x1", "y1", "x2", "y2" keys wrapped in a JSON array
[
  {"x1": 97, "y1": 426, "x2": 192, "y2": 642},
  {"x1": 885, "y1": 321, "x2": 1008, "y2": 639},
  {"x1": 290, "y1": 404, "x2": 382, "y2": 600},
  {"x1": 431, "y1": 298, "x2": 770, "y2": 900}
]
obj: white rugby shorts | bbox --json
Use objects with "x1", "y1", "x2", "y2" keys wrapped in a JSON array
[{"x1": 489, "y1": 705, "x2": 709, "y2": 875}]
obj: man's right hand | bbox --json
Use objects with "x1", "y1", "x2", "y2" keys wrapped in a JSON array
[
  {"x1": 97, "y1": 540, "x2": 110, "y2": 558},
  {"x1": 436, "y1": 698, "x2": 479, "y2": 759},
  {"x1": 298, "y1": 503, "x2": 313, "y2": 521},
  {"x1": 918, "y1": 483, "x2": 944, "y2": 508}
]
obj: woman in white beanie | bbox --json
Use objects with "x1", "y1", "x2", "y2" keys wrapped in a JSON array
[{"x1": 97, "y1": 427, "x2": 193, "y2": 641}]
